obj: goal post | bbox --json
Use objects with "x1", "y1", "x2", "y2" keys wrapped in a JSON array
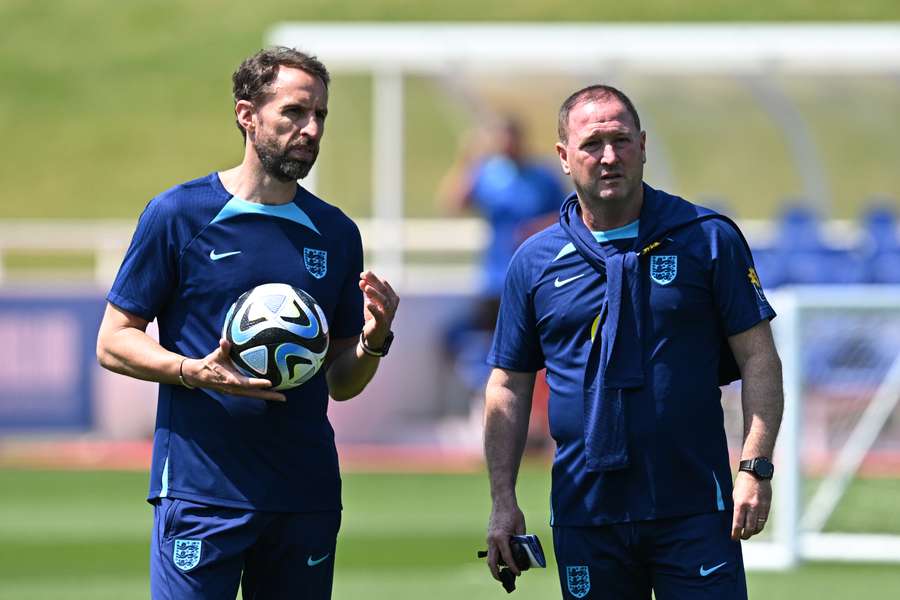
[{"x1": 744, "y1": 286, "x2": 900, "y2": 568}]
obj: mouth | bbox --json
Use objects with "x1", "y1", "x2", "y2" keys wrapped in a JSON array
[
  {"x1": 599, "y1": 173, "x2": 623, "y2": 182},
  {"x1": 288, "y1": 146, "x2": 316, "y2": 159}
]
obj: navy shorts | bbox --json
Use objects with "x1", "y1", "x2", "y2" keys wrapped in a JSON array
[
  {"x1": 553, "y1": 512, "x2": 747, "y2": 600},
  {"x1": 150, "y1": 498, "x2": 340, "y2": 600}
]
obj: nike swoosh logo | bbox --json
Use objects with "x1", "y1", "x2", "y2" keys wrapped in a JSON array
[
  {"x1": 307, "y1": 554, "x2": 330, "y2": 567},
  {"x1": 699, "y1": 561, "x2": 727, "y2": 576},
  {"x1": 209, "y1": 250, "x2": 241, "y2": 261},
  {"x1": 554, "y1": 273, "x2": 586, "y2": 288}
]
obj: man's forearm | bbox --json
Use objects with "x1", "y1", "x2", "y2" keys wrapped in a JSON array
[
  {"x1": 97, "y1": 325, "x2": 183, "y2": 385},
  {"x1": 97, "y1": 304, "x2": 186, "y2": 385},
  {"x1": 739, "y1": 351, "x2": 784, "y2": 459},
  {"x1": 484, "y1": 369, "x2": 535, "y2": 505},
  {"x1": 325, "y1": 340, "x2": 381, "y2": 401}
]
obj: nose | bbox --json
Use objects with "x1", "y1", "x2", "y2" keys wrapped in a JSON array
[
  {"x1": 301, "y1": 114, "x2": 323, "y2": 141},
  {"x1": 600, "y1": 142, "x2": 618, "y2": 165}
]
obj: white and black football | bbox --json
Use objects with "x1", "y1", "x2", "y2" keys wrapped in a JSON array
[{"x1": 222, "y1": 283, "x2": 329, "y2": 390}]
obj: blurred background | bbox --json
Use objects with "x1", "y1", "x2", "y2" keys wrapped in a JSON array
[{"x1": 2, "y1": 1, "x2": 900, "y2": 598}]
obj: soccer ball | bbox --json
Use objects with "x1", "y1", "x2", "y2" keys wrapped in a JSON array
[{"x1": 222, "y1": 283, "x2": 329, "y2": 390}]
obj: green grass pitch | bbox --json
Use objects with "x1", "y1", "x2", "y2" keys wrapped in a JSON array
[{"x1": 1, "y1": 467, "x2": 899, "y2": 599}]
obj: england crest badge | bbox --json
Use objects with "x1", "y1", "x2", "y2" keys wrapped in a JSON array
[
  {"x1": 304, "y1": 248, "x2": 327, "y2": 279},
  {"x1": 650, "y1": 255, "x2": 677, "y2": 285},
  {"x1": 173, "y1": 539, "x2": 202, "y2": 571},
  {"x1": 566, "y1": 565, "x2": 590, "y2": 598}
]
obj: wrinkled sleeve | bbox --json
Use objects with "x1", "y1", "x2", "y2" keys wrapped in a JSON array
[
  {"x1": 107, "y1": 199, "x2": 178, "y2": 321},
  {"x1": 711, "y1": 221, "x2": 776, "y2": 336},
  {"x1": 486, "y1": 245, "x2": 545, "y2": 372},
  {"x1": 330, "y1": 223, "x2": 365, "y2": 339}
]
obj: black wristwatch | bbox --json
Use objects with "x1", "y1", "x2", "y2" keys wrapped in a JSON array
[
  {"x1": 739, "y1": 457, "x2": 774, "y2": 481},
  {"x1": 359, "y1": 330, "x2": 394, "y2": 357}
]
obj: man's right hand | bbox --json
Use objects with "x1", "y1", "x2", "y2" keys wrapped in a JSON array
[
  {"x1": 181, "y1": 339, "x2": 286, "y2": 402},
  {"x1": 486, "y1": 500, "x2": 527, "y2": 580}
]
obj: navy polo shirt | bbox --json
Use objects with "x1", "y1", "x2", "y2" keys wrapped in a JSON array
[
  {"x1": 108, "y1": 173, "x2": 364, "y2": 512},
  {"x1": 488, "y1": 198, "x2": 775, "y2": 526}
]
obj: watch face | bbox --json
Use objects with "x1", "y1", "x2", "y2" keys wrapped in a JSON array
[
  {"x1": 755, "y1": 460, "x2": 774, "y2": 479},
  {"x1": 382, "y1": 332, "x2": 394, "y2": 354}
]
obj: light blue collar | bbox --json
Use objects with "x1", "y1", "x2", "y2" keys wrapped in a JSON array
[
  {"x1": 593, "y1": 220, "x2": 639, "y2": 242},
  {"x1": 211, "y1": 195, "x2": 319, "y2": 234},
  {"x1": 554, "y1": 219, "x2": 639, "y2": 261}
]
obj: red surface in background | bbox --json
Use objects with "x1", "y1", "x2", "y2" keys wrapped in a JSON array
[{"x1": 2, "y1": 438, "x2": 900, "y2": 476}]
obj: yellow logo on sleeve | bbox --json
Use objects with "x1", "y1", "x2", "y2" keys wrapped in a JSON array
[
  {"x1": 748, "y1": 267, "x2": 761, "y2": 287},
  {"x1": 748, "y1": 267, "x2": 767, "y2": 302}
]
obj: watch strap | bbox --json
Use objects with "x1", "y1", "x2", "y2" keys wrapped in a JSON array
[
  {"x1": 739, "y1": 457, "x2": 774, "y2": 480},
  {"x1": 359, "y1": 331, "x2": 393, "y2": 357}
]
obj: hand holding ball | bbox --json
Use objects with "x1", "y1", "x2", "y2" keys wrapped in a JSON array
[{"x1": 222, "y1": 283, "x2": 329, "y2": 390}]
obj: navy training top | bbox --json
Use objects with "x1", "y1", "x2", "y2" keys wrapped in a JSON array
[
  {"x1": 108, "y1": 172, "x2": 364, "y2": 512},
  {"x1": 487, "y1": 187, "x2": 775, "y2": 526}
]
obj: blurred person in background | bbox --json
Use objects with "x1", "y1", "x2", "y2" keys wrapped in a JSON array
[
  {"x1": 96, "y1": 47, "x2": 398, "y2": 600},
  {"x1": 439, "y1": 115, "x2": 566, "y2": 303},
  {"x1": 482, "y1": 85, "x2": 783, "y2": 599},
  {"x1": 438, "y1": 116, "x2": 564, "y2": 442}
]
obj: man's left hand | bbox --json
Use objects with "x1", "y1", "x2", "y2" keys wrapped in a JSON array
[
  {"x1": 358, "y1": 270, "x2": 399, "y2": 348},
  {"x1": 731, "y1": 471, "x2": 771, "y2": 540}
]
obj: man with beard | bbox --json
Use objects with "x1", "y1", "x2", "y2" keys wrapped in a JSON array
[{"x1": 96, "y1": 47, "x2": 399, "y2": 600}]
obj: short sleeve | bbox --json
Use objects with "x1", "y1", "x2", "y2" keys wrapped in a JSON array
[
  {"x1": 486, "y1": 245, "x2": 545, "y2": 371},
  {"x1": 107, "y1": 199, "x2": 178, "y2": 321},
  {"x1": 329, "y1": 223, "x2": 365, "y2": 339},
  {"x1": 710, "y1": 221, "x2": 776, "y2": 336}
]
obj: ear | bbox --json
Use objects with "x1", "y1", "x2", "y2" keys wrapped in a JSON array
[
  {"x1": 640, "y1": 131, "x2": 647, "y2": 164},
  {"x1": 235, "y1": 99, "x2": 256, "y2": 139},
  {"x1": 556, "y1": 142, "x2": 571, "y2": 175}
]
